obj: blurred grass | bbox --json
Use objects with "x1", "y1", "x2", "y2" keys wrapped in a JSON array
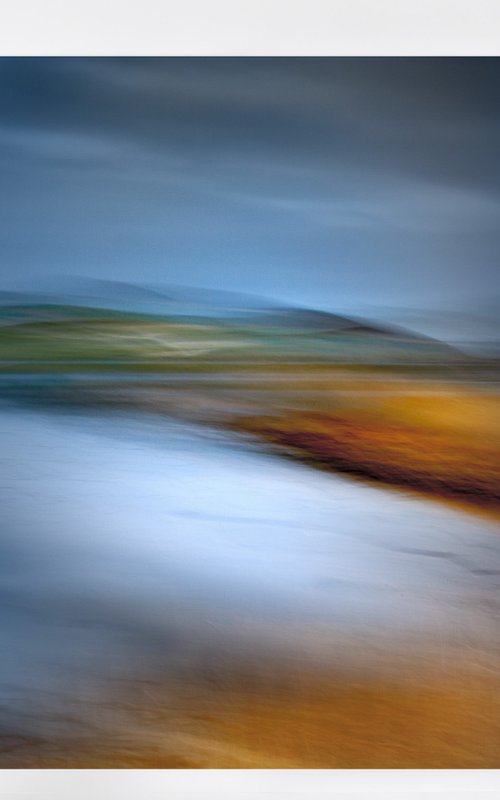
[{"x1": 233, "y1": 389, "x2": 500, "y2": 510}]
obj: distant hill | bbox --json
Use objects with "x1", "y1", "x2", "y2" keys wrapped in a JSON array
[
  {"x1": 0, "y1": 303, "x2": 162, "y2": 328},
  {"x1": 0, "y1": 290, "x2": 56, "y2": 307},
  {"x1": 63, "y1": 277, "x2": 174, "y2": 305},
  {"x1": 153, "y1": 283, "x2": 283, "y2": 312},
  {"x1": 0, "y1": 278, "x2": 461, "y2": 362},
  {"x1": 1, "y1": 278, "x2": 280, "y2": 319},
  {"x1": 234, "y1": 306, "x2": 464, "y2": 363},
  {"x1": 242, "y1": 307, "x2": 422, "y2": 338},
  {"x1": 245, "y1": 307, "x2": 358, "y2": 331}
]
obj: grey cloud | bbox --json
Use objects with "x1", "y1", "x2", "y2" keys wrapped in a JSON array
[{"x1": 0, "y1": 57, "x2": 499, "y2": 316}]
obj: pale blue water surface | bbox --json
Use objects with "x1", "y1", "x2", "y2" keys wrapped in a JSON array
[{"x1": 1, "y1": 402, "x2": 499, "y2": 742}]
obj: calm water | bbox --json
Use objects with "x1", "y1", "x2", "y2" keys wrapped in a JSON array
[{"x1": 1, "y1": 402, "x2": 500, "y2": 759}]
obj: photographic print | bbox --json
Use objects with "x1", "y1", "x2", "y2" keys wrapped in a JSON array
[{"x1": 0, "y1": 56, "x2": 499, "y2": 769}]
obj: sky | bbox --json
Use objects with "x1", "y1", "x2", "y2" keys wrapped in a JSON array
[{"x1": 0, "y1": 57, "x2": 499, "y2": 320}]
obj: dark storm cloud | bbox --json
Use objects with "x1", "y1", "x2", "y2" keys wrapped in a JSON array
[{"x1": 0, "y1": 57, "x2": 499, "y2": 313}]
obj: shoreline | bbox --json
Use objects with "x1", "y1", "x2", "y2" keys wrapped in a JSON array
[
  {"x1": 2, "y1": 374, "x2": 500, "y2": 518},
  {"x1": 228, "y1": 411, "x2": 500, "y2": 517}
]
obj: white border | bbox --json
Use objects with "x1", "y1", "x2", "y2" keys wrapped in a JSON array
[
  {"x1": 0, "y1": 0, "x2": 499, "y2": 56},
  {"x1": 1, "y1": 769, "x2": 500, "y2": 797},
  {"x1": 0, "y1": 1, "x2": 499, "y2": 797}
]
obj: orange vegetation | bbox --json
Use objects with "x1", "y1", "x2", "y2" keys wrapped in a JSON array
[{"x1": 233, "y1": 391, "x2": 500, "y2": 510}]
